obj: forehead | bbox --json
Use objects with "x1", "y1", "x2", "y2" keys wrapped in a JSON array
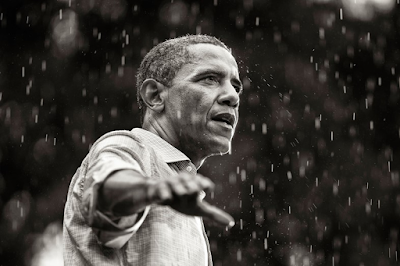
[{"x1": 184, "y1": 43, "x2": 239, "y2": 74}]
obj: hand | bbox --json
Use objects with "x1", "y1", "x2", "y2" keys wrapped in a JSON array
[{"x1": 146, "y1": 172, "x2": 235, "y2": 228}]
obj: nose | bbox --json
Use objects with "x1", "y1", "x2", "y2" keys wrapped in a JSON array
[{"x1": 217, "y1": 82, "x2": 240, "y2": 108}]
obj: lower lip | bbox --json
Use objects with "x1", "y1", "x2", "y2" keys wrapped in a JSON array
[{"x1": 212, "y1": 120, "x2": 233, "y2": 130}]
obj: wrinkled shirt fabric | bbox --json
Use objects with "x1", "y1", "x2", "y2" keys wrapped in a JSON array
[{"x1": 63, "y1": 128, "x2": 211, "y2": 266}]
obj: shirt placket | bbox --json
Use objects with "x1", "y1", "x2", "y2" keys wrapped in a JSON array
[{"x1": 176, "y1": 161, "x2": 213, "y2": 266}]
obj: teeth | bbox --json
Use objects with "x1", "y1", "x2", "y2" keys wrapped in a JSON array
[{"x1": 216, "y1": 119, "x2": 230, "y2": 125}]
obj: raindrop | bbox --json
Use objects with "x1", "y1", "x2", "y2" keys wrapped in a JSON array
[
  {"x1": 315, "y1": 118, "x2": 321, "y2": 129},
  {"x1": 118, "y1": 67, "x2": 124, "y2": 76},
  {"x1": 229, "y1": 172, "x2": 236, "y2": 184},
  {"x1": 262, "y1": 123, "x2": 267, "y2": 134},
  {"x1": 255, "y1": 17, "x2": 259, "y2": 26},
  {"x1": 111, "y1": 107, "x2": 118, "y2": 118},
  {"x1": 287, "y1": 171, "x2": 292, "y2": 181},
  {"x1": 333, "y1": 183, "x2": 338, "y2": 195},
  {"x1": 106, "y1": 63, "x2": 111, "y2": 73},
  {"x1": 236, "y1": 249, "x2": 242, "y2": 261},
  {"x1": 339, "y1": 8, "x2": 343, "y2": 20},
  {"x1": 241, "y1": 169, "x2": 246, "y2": 181},
  {"x1": 257, "y1": 178, "x2": 265, "y2": 192},
  {"x1": 255, "y1": 209, "x2": 264, "y2": 223},
  {"x1": 319, "y1": 28, "x2": 325, "y2": 39},
  {"x1": 299, "y1": 166, "x2": 305, "y2": 177}
]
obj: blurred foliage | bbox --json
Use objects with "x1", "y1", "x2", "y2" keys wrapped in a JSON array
[{"x1": 0, "y1": 0, "x2": 400, "y2": 265}]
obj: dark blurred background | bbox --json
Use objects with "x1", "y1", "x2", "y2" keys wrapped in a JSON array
[{"x1": 1, "y1": 0, "x2": 399, "y2": 265}]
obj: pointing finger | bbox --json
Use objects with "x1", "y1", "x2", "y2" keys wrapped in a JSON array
[{"x1": 197, "y1": 201, "x2": 235, "y2": 228}]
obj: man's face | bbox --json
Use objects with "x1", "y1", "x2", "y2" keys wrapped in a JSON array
[{"x1": 163, "y1": 43, "x2": 242, "y2": 160}]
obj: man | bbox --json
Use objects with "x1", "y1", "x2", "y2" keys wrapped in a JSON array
[{"x1": 63, "y1": 34, "x2": 243, "y2": 265}]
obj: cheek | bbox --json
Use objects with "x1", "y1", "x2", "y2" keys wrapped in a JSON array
[{"x1": 183, "y1": 94, "x2": 211, "y2": 116}]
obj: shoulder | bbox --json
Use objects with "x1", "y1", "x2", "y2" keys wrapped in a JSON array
[{"x1": 90, "y1": 129, "x2": 146, "y2": 152}]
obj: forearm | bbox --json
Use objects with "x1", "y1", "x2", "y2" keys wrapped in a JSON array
[{"x1": 98, "y1": 169, "x2": 152, "y2": 217}]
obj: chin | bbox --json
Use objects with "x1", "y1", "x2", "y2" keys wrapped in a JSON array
[{"x1": 208, "y1": 139, "x2": 231, "y2": 156}]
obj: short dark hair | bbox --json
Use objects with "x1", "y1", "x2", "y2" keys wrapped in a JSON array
[{"x1": 136, "y1": 34, "x2": 231, "y2": 125}]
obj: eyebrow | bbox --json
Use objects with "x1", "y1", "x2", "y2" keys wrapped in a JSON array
[{"x1": 193, "y1": 69, "x2": 243, "y2": 92}]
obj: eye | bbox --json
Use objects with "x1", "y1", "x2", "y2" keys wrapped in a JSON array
[{"x1": 203, "y1": 76, "x2": 219, "y2": 84}]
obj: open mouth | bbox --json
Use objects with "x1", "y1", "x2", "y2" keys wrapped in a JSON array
[{"x1": 212, "y1": 113, "x2": 235, "y2": 128}]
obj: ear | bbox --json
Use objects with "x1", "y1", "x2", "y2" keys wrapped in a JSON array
[{"x1": 139, "y1": 79, "x2": 166, "y2": 113}]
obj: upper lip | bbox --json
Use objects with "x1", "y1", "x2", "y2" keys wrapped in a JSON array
[{"x1": 212, "y1": 112, "x2": 236, "y2": 127}]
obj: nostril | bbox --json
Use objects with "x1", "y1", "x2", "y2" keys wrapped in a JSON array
[{"x1": 221, "y1": 100, "x2": 239, "y2": 108}]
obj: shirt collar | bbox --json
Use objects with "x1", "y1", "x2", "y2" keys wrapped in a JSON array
[{"x1": 132, "y1": 128, "x2": 190, "y2": 164}]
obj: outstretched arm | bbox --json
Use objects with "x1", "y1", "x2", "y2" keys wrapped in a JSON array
[{"x1": 98, "y1": 169, "x2": 235, "y2": 228}]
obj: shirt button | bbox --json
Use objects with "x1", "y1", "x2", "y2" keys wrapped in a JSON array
[{"x1": 186, "y1": 166, "x2": 193, "y2": 172}]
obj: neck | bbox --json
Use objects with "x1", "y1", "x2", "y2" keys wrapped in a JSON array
[{"x1": 142, "y1": 118, "x2": 205, "y2": 168}]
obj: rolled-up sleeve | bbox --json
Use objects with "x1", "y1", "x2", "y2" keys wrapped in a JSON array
[{"x1": 78, "y1": 132, "x2": 151, "y2": 249}]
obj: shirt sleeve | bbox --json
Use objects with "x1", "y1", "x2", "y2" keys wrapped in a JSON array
[{"x1": 79, "y1": 131, "x2": 151, "y2": 249}]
